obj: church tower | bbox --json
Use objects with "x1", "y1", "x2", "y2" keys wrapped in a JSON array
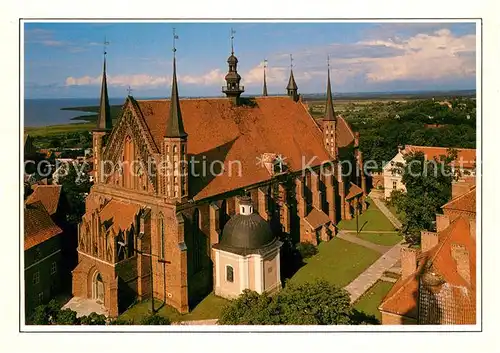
[
  {"x1": 286, "y1": 54, "x2": 299, "y2": 102},
  {"x1": 222, "y1": 29, "x2": 244, "y2": 104},
  {"x1": 162, "y1": 35, "x2": 188, "y2": 202},
  {"x1": 93, "y1": 44, "x2": 112, "y2": 185},
  {"x1": 262, "y1": 59, "x2": 268, "y2": 96},
  {"x1": 323, "y1": 57, "x2": 337, "y2": 160}
]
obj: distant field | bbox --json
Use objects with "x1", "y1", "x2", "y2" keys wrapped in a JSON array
[{"x1": 25, "y1": 123, "x2": 95, "y2": 136}]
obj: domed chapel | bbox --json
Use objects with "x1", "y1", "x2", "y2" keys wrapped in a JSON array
[{"x1": 71, "y1": 32, "x2": 367, "y2": 317}]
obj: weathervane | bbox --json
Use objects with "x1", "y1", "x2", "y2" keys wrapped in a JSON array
[
  {"x1": 327, "y1": 54, "x2": 330, "y2": 69},
  {"x1": 127, "y1": 85, "x2": 133, "y2": 96},
  {"x1": 230, "y1": 28, "x2": 236, "y2": 54},
  {"x1": 290, "y1": 54, "x2": 294, "y2": 69},
  {"x1": 264, "y1": 58, "x2": 268, "y2": 72},
  {"x1": 172, "y1": 28, "x2": 179, "y2": 58}
]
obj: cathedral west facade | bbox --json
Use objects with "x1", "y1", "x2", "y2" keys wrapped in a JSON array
[{"x1": 71, "y1": 41, "x2": 367, "y2": 317}]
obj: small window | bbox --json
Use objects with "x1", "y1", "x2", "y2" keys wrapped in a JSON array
[
  {"x1": 50, "y1": 262, "x2": 57, "y2": 275},
  {"x1": 226, "y1": 265, "x2": 234, "y2": 282},
  {"x1": 38, "y1": 292, "x2": 43, "y2": 304},
  {"x1": 392, "y1": 181, "x2": 397, "y2": 189},
  {"x1": 173, "y1": 145, "x2": 178, "y2": 153},
  {"x1": 33, "y1": 271, "x2": 40, "y2": 285}
]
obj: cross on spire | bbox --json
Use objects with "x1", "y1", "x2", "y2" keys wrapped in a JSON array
[
  {"x1": 127, "y1": 85, "x2": 133, "y2": 96},
  {"x1": 172, "y1": 28, "x2": 179, "y2": 58},
  {"x1": 230, "y1": 28, "x2": 236, "y2": 54},
  {"x1": 290, "y1": 54, "x2": 294, "y2": 69}
]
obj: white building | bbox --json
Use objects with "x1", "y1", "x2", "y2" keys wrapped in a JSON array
[
  {"x1": 383, "y1": 145, "x2": 476, "y2": 199},
  {"x1": 212, "y1": 196, "x2": 283, "y2": 299}
]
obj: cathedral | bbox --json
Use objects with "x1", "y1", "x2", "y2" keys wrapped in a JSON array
[{"x1": 71, "y1": 40, "x2": 367, "y2": 317}]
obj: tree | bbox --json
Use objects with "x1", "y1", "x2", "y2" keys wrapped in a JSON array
[
  {"x1": 219, "y1": 280, "x2": 362, "y2": 325},
  {"x1": 390, "y1": 149, "x2": 456, "y2": 244},
  {"x1": 55, "y1": 308, "x2": 80, "y2": 325},
  {"x1": 58, "y1": 163, "x2": 91, "y2": 224}
]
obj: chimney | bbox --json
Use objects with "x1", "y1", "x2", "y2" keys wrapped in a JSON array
[
  {"x1": 398, "y1": 145, "x2": 404, "y2": 153},
  {"x1": 421, "y1": 231, "x2": 439, "y2": 252},
  {"x1": 401, "y1": 247, "x2": 420, "y2": 279},
  {"x1": 436, "y1": 214, "x2": 450, "y2": 232},
  {"x1": 451, "y1": 243, "x2": 471, "y2": 285}
]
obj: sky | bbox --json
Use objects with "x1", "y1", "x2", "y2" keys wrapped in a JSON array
[{"x1": 24, "y1": 21, "x2": 477, "y2": 99}]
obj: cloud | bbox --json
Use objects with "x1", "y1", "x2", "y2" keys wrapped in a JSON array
[
  {"x1": 181, "y1": 69, "x2": 225, "y2": 85},
  {"x1": 65, "y1": 69, "x2": 225, "y2": 88},
  {"x1": 65, "y1": 74, "x2": 170, "y2": 87},
  {"x1": 356, "y1": 29, "x2": 476, "y2": 82}
]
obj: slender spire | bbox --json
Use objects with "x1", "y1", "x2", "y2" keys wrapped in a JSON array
[
  {"x1": 96, "y1": 37, "x2": 112, "y2": 131},
  {"x1": 165, "y1": 29, "x2": 187, "y2": 138},
  {"x1": 230, "y1": 28, "x2": 235, "y2": 55},
  {"x1": 324, "y1": 55, "x2": 336, "y2": 121},
  {"x1": 263, "y1": 59, "x2": 268, "y2": 96},
  {"x1": 286, "y1": 54, "x2": 298, "y2": 90}
]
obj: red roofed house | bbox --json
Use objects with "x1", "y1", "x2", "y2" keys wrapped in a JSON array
[
  {"x1": 379, "y1": 184, "x2": 476, "y2": 324},
  {"x1": 71, "y1": 45, "x2": 367, "y2": 316},
  {"x1": 24, "y1": 201, "x2": 64, "y2": 316},
  {"x1": 383, "y1": 145, "x2": 476, "y2": 199}
]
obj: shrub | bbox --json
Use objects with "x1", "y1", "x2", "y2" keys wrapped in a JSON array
[
  {"x1": 55, "y1": 308, "x2": 79, "y2": 325},
  {"x1": 296, "y1": 242, "x2": 318, "y2": 259},
  {"x1": 139, "y1": 314, "x2": 171, "y2": 325},
  {"x1": 79, "y1": 312, "x2": 107, "y2": 325}
]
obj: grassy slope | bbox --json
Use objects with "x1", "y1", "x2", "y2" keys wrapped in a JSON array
[
  {"x1": 353, "y1": 280, "x2": 394, "y2": 321},
  {"x1": 119, "y1": 293, "x2": 229, "y2": 324},
  {"x1": 289, "y1": 237, "x2": 381, "y2": 288},
  {"x1": 357, "y1": 232, "x2": 403, "y2": 246},
  {"x1": 337, "y1": 198, "x2": 395, "y2": 232}
]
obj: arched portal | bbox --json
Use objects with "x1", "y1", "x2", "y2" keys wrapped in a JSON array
[{"x1": 93, "y1": 272, "x2": 105, "y2": 304}]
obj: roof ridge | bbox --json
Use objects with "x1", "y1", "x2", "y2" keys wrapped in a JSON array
[
  {"x1": 405, "y1": 145, "x2": 476, "y2": 152},
  {"x1": 441, "y1": 187, "x2": 476, "y2": 210}
]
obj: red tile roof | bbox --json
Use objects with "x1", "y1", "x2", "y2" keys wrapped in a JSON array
[
  {"x1": 304, "y1": 207, "x2": 330, "y2": 229},
  {"x1": 345, "y1": 182, "x2": 364, "y2": 200},
  {"x1": 98, "y1": 200, "x2": 140, "y2": 234},
  {"x1": 403, "y1": 145, "x2": 476, "y2": 169},
  {"x1": 132, "y1": 96, "x2": 355, "y2": 200},
  {"x1": 26, "y1": 185, "x2": 62, "y2": 216},
  {"x1": 379, "y1": 216, "x2": 476, "y2": 323},
  {"x1": 442, "y1": 186, "x2": 476, "y2": 214},
  {"x1": 24, "y1": 201, "x2": 63, "y2": 250}
]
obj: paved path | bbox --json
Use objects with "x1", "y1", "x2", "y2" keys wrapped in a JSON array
[
  {"x1": 173, "y1": 319, "x2": 218, "y2": 325},
  {"x1": 370, "y1": 193, "x2": 403, "y2": 229},
  {"x1": 343, "y1": 230, "x2": 399, "y2": 234},
  {"x1": 336, "y1": 231, "x2": 390, "y2": 254},
  {"x1": 62, "y1": 297, "x2": 108, "y2": 318},
  {"x1": 342, "y1": 194, "x2": 406, "y2": 302},
  {"x1": 344, "y1": 241, "x2": 404, "y2": 303}
]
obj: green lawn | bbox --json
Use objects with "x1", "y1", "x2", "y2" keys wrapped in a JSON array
[
  {"x1": 25, "y1": 123, "x2": 94, "y2": 136},
  {"x1": 357, "y1": 232, "x2": 403, "y2": 246},
  {"x1": 354, "y1": 280, "x2": 394, "y2": 321},
  {"x1": 289, "y1": 237, "x2": 381, "y2": 288},
  {"x1": 119, "y1": 293, "x2": 229, "y2": 324},
  {"x1": 337, "y1": 198, "x2": 395, "y2": 232}
]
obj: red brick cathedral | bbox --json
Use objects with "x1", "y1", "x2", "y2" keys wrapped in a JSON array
[{"x1": 72, "y1": 43, "x2": 367, "y2": 316}]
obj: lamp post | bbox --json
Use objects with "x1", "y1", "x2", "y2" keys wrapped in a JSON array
[{"x1": 117, "y1": 241, "x2": 171, "y2": 314}]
